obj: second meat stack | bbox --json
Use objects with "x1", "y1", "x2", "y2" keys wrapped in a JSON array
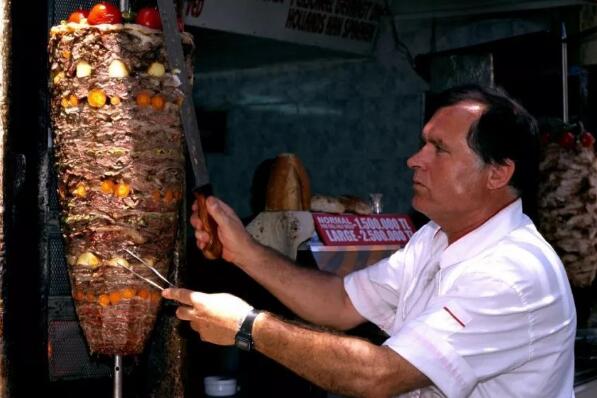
[{"x1": 537, "y1": 128, "x2": 597, "y2": 287}]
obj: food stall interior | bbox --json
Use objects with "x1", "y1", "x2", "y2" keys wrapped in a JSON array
[{"x1": 4, "y1": 0, "x2": 597, "y2": 397}]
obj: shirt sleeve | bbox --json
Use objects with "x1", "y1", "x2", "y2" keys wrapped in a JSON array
[
  {"x1": 384, "y1": 271, "x2": 532, "y2": 398},
  {"x1": 343, "y1": 249, "x2": 407, "y2": 333}
]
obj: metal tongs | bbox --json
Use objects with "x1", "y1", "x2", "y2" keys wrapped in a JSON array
[{"x1": 121, "y1": 248, "x2": 175, "y2": 291}]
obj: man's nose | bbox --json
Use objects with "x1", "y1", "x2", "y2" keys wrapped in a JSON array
[{"x1": 407, "y1": 148, "x2": 424, "y2": 170}]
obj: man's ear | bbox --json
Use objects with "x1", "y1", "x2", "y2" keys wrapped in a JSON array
[{"x1": 487, "y1": 159, "x2": 515, "y2": 190}]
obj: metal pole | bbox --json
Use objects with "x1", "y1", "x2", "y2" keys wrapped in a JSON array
[
  {"x1": 114, "y1": 2, "x2": 129, "y2": 396},
  {"x1": 113, "y1": 355, "x2": 123, "y2": 398},
  {"x1": 561, "y1": 22, "x2": 569, "y2": 123}
]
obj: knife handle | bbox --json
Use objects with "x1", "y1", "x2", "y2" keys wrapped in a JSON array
[{"x1": 194, "y1": 191, "x2": 223, "y2": 260}]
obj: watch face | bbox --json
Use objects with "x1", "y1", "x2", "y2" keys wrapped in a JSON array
[
  {"x1": 235, "y1": 334, "x2": 252, "y2": 351},
  {"x1": 235, "y1": 309, "x2": 260, "y2": 352}
]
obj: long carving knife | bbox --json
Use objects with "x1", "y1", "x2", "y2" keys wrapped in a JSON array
[{"x1": 157, "y1": 0, "x2": 222, "y2": 259}]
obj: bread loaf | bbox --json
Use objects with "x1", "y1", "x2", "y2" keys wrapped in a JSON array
[
  {"x1": 310, "y1": 195, "x2": 345, "y2": 214},
  {"x1": 266, "y1": 154, "x2": 311, "y2": 211},
  {"x1": 339, "y1": 195, "x2": 372, "y2": 215},
  {"x1": 311, "y1": 194, "x2": 372, "y2": 214}
]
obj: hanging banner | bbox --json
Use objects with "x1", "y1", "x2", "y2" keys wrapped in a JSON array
[{"x1": 183, "y1": 0, "x2": 384, "y2": 55}]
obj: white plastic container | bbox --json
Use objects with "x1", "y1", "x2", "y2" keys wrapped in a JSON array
[{"x1": 204, "y1": 376, "x2": 238, "y2": 397}]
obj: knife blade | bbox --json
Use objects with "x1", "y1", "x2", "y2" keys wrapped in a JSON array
[{"x1": 157, "y1": 0, "x2": 222, "y2": 259}]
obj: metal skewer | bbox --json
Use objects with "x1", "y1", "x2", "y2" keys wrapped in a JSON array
[
  {"x1": 123, "y1": 248, "x2": 175, "y2": 288},
  {"x1": 114, "y1": 355, "x2": 123, "y2": 398},
  {"x1": 115, "y1": 3, "x2": 130, "y2": 398},
  {"x1": 561, "y1": 22, "x2": 569, "y2": 123},
  {"x1": 119, "y1": 0, "x2": 129, "y2": 14}
]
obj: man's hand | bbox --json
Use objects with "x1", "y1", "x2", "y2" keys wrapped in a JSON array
[
  {"x1": 163, "y1": 288, "x2": 253, "y2": 346},
  {"x1": 191, "y1": 196, "x2": 258, "y2": 265}
]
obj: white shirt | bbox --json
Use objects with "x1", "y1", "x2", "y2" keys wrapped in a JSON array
[{"x1": 344, "y1": 199, "x2": 576, "y2": 398}]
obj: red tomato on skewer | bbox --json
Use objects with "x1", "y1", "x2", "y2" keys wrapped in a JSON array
[
  {"x1": 136, "y1": 7, "x2": 162, "y2": 30},
  {"x1": 580, "y1": 131, "x2": 595, "y2": 148},
  {"x1": 67, "y1": 9, "x2": 89, "y2": 23},
  {"x1": 558, "y1": 131, "x2": 576, "y2": 149},
  {"x1": 87, "y1": 2, "x2": 123, "y2": 25}
]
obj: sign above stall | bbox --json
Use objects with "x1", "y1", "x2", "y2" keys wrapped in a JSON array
[
  {"x1": 312, "y1": 213, "x2": 415, "y2": 246},
  {"x1": 183, "y1": 0, "x2": 384, "y2": 55}
]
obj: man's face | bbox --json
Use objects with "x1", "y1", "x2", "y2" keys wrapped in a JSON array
[{"x1": 407, "y1": 102, "x2": 491, "y2": 223}]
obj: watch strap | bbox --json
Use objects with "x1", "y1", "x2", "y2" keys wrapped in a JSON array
[{"x1": 235, "y1": 308, "x2": 262, "y2": 351}]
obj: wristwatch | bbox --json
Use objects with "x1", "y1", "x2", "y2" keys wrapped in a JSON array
[{"x1": 235, "y1": 308, "x2": 262, "y2": 352}]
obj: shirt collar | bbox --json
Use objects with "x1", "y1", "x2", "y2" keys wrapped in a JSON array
[{"x1": 430, "y1": 199, "x2": 526, "y2": 269}]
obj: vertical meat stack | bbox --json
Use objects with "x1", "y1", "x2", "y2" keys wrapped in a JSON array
[
  {"x1": 537, "y1": 128, "x2": 597, "y2": 287},
  {"x1": 48, "y1": 12, "x2": 193, "y2": 355}
]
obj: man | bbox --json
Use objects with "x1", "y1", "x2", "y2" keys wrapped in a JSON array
[{"x1": 163, "y1": 85, "x2": 576, "y2": 397}]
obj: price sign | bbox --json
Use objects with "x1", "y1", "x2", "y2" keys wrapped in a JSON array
[{"x1": 312, "y1": 213, "x2": 415, "y2": 246}]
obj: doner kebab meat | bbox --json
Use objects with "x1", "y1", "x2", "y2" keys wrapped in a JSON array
[
  {"x1": 48, "y1": 4, "x2": 193, "y2": 355},
  {"x1": 537, "y1": 128, "x2": 597, "y2": 287}
]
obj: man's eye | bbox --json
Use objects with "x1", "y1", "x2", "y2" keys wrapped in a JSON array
[{"x1": 435, "y1": 145, "x2": 447, "y2": 153}]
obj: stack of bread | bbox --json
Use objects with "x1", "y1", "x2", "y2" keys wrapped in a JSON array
[
  {"x1": 248, "y1": 153, "x2": 313, "y2": 259},
  {"x1": 263, "y1": 153, "x2": 372, "y2": 214},
  {"x1": 265, "y1": 153, "x2": 311, "y2": 211},
  {"x1": 310, "y1": 194, "x2": 372, "y2": 215}
]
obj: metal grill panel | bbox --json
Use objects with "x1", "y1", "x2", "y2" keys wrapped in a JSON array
[
  {"x1": 49, "y1": 236, "x2": 70, "y2": 296},
  {"x1": 50, "y1": 0, "x2": 119, "y2": 24},
  {"x1": 46, "y1": 0, "x2": 119, "y2": 382},
  {"x1": 48, "y1": 320, "x2": 111, "y2": 381},
  {"x1": 48, "y1": 158, "x2": 61, "y2": 212}
]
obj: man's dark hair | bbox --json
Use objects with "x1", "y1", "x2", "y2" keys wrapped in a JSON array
[{"x1": 429, "y1": 85, "x2": 539, "y2": 208}]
